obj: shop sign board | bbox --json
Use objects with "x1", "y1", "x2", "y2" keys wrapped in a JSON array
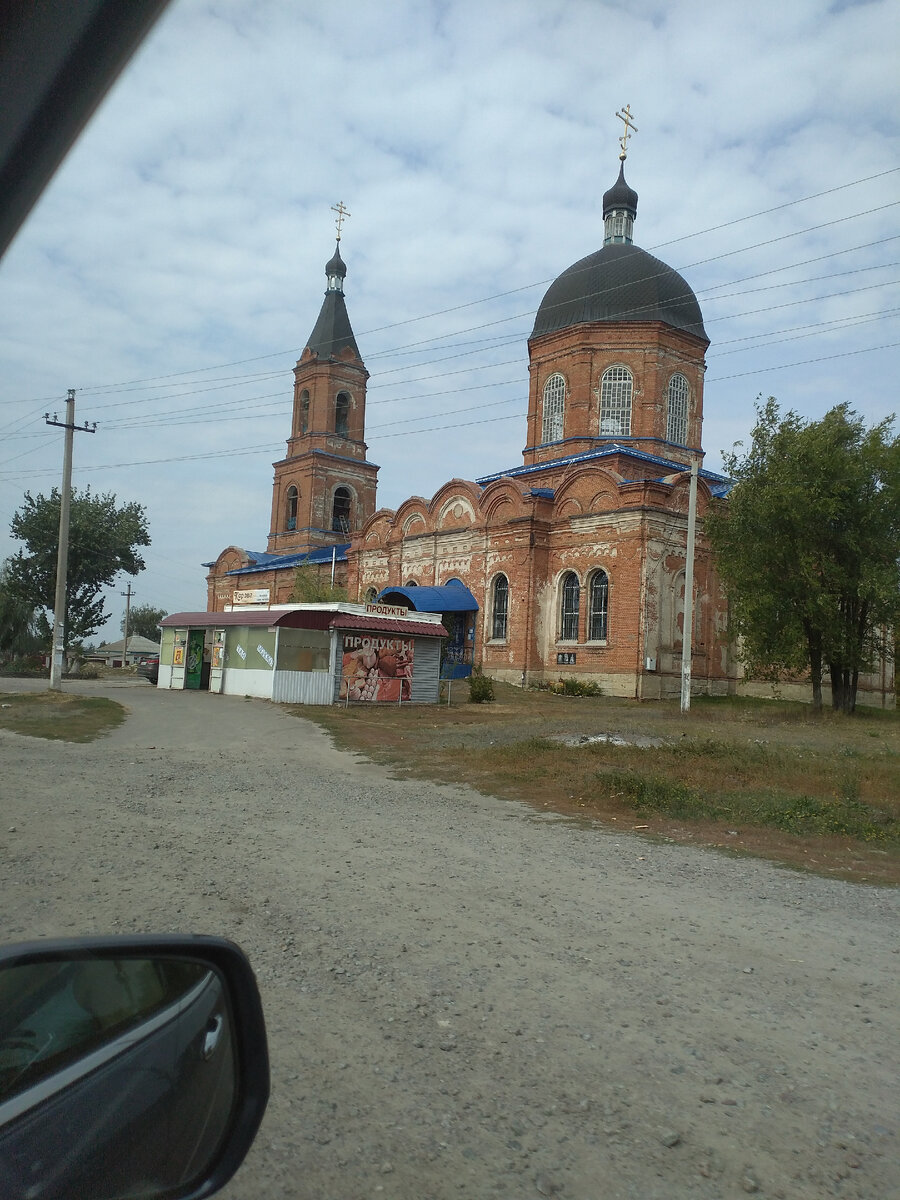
[
  {"x1": 233, "y1": 588, "x2": 270, "y2": 605},
  {"x1": 364, "y1": 602, "x2": 407, "y2": 618},
  {"x1": 340, "y1": 633, "x2": 414, "y2": 702}
]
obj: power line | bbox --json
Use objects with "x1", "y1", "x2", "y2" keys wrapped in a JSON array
[
  {"x1": 705, "y1": 340, "x2": 900, "y2": 384},
  {"x1": 652, "y1": 165, "x2": 900, "y2": 249},
  {"x1": 4, "y1": 287, "x2": 897, "y2": 449},
  {"x1": 4, "y1": 170, "x2": 897, "y2": 407},
  {"x1": 2, "y1": 336, "x2": 896, "y2": 482},
  {"x1": 712, "y1": 308, "x2": 900, "y2": 356}
]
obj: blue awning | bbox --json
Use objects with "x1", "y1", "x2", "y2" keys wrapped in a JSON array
[{"x1": 378, "y1": 582, "x2": 479, "y2": 613}]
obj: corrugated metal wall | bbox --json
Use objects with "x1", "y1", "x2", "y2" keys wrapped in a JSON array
[
  {"x1": 272, "y1": 670, "x2": 334, "y2": 705},
  {"x1": 408, "y1": 637, "x2": 441, "y2": 703}
]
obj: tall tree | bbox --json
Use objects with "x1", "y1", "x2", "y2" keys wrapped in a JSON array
[
  {"x1": 705, "y1": 400, "x2": 900, "y2": 713},
  {"x1": 121, "y1": 604, "x2": 167, "y2": 642},
  {"x1": 0, "y1": 560, "x2": 41, "y2": 660},
  {"x1": 289, "y1": 561, "x2": 347, "y2": 603},
  {"x1": 7, "y1": 488, "x2": 150, "y2": 659}
]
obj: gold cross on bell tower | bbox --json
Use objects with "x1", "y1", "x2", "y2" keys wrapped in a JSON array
[
  {"x1": 331, "y1": 200, "x2": 351, "y2": 241},
  {"x1": 615, "y1": 105, "x2": 638, "y2": 161}
]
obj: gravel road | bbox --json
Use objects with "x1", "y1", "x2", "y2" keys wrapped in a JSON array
[{"x1": 1, "y1": 680, "x2": 897, "y2": 1200}]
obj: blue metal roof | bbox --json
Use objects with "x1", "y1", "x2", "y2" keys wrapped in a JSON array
[
  {"x1": 476, "y1": 443, "x2": 730, "y2": 487},
  {"x1": 378, "y1": 582, "x2": 479, "y2": 613},
  {"x1": 225, "y1": 544, "x2": 351, "y2": 577}
]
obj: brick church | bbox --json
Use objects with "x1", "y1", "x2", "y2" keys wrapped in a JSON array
[{"x1": 206, "y1": 137, "x2": 740, "y2": 699}]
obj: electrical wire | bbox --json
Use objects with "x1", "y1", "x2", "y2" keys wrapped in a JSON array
[{"x1": 3, "y1": 167, "x2": 897, "y2": 407}]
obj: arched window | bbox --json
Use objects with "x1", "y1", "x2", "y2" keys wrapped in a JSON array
[
  {"x1": 299, "y1": 390, "x2": 310, "y2": 435},
  {"x1": 332, "y1": 486, "x2": 351, "y2": 533},
  {"x1": 491, "y1": 574, "x2": 509, "y2": 640},
  {"x1": 599, "y1": 366, "x2": 633, "y2": 436},
  {"x1": 560, "y1": 572, "x2": 580, "y2": 641},
  {"x1": 285, "y1": 485, "x2": 298, "y2": 532},
  {"x1": 364, "y1": 587, "x2": 377, "y2": 603},
  {"x1": 405, "y1": 578, "x2": 418, "y2": 587},
  {"x1": 541, "y1": 373, "x2": 565, "y2": 443},
  {"x1": 335, "y1": 392, "x2": 350, "y2": 437},
  {"x1": 588, "y1": 570, "x2": 609, "y2": 641},
  {"x1": 666, "y1": 373, "x2": 689, "y2": 445}
]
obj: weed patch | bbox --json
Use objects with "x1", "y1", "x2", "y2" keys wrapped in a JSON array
[
  {"x1": 603, "y1": 767, "x2": 897, "y2": 842},
  {"x1": 300, "y1": 682, "x2": 900, "y2": 882}
]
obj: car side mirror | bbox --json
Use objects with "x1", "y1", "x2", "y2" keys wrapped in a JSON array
[{"x1": 0, "y1": 935, "x2": 269, "y2": 1200}]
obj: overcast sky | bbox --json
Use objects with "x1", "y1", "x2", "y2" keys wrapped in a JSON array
[{"x1": 1, "y1": 0, "x2": 898, "y2": 641}]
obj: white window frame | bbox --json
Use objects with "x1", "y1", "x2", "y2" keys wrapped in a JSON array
[
  {"x1": 666, "y1": 373, "x2": 689, "y2": 445},
  {"x1": 600, "y1": 366, "x2": 633, "y2": 436},
  {"x1": 541, "y1": 373, "x2": 565, "y2": 444}
]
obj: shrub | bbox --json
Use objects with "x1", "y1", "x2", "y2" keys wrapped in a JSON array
[
  {"x1": 468, "y1": 669, "x2": 495, "y2": 704},
  {"x1": 0, "y1": 654, "x2": 46, "y2": 677},
  {"x1": 548, "y1": 677, "x2": 602, "y2": 697}
]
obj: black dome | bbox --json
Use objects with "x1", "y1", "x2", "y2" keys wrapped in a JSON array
[
  {"x1": 531, "y1": 243, "x2": 707, "y2": 341},
  {"x1": 602, "y1": 163, "x2": 638, "y2": 217},
  {"x1": 325, "y1": 242, "x2": 347, "y2": 279}
]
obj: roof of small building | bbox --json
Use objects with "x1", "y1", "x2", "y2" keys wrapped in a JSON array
[
  {"x1": 160, "y1": 606, "x2": 446, "y2": 638},
  {"x1": 96, "y1": 635, "x2": 160, "y2": 653}
]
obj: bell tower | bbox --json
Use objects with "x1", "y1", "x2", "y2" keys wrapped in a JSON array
[{"x1": 268, "y1": 213, "x2": 379, "y2": 554}]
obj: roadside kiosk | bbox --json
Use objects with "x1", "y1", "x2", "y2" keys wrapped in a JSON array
[{"x1": 157, "y1": 602, "x2": 447, "y2": 704}]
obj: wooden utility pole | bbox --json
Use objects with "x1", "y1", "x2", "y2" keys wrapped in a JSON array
[
  {"x1": 121, "y1": 582, "x2": 135, "y2": 667},
  {"x1": 45, "y1": 391, "x2": 97, "y2": 690}
]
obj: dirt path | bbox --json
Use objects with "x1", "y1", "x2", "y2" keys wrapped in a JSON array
[{"x1": 1, "y1": 681, "x2": 897, "y2": 1199}]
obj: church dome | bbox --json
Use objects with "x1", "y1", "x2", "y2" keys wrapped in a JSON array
[
  {"x1": 325, "y1": 243, "x2": 347, "y2": 280},
  {"x1": 531, "y1": 242, "x2": 708, "y2": 341},
  {"x1": 602, "y1": 163, "x2": 638, "y2": 219}
]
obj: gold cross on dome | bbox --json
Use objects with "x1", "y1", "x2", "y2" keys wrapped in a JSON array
[
  {"x1": 331, "y1": 200, "x2": 351, "y2": 241},
  {"x1": 615, "y1": 105, "x2": 638, "y2": 160}
]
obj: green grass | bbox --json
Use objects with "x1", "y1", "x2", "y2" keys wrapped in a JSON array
[
  {"x1": 601, "y1": 768, "x2": 897, "y2": 843},
  {"x1": 0, "y1": 692, "x2": 126, "y2": 742},
  {"x1": 478, "y1": 731, "x2": 898, "y2": 843}
]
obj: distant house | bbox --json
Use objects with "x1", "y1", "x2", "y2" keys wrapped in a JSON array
[{"x1": 88, "y1": 635, "x2": 160, "y2": 668}]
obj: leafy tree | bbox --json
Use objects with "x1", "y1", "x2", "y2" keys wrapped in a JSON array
[
  {"x1": 121, "y1": 603, "x2": 167, "y2": 641},
  {"x1": 705, "y1": 399, "x2": 900, "y2": 713},
  {"x1": 6, "y1": 488, "x2": 150, "y2": 661},
  {"x1": 289, "y1": 560, "x2": 347, "y2": 603},
  {"x1": 0, "y1": 560, "x2": 42, "y2": 660}
]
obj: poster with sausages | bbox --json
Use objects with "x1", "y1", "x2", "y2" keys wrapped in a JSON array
[{"x1": 340, "y1": 634, "x2": 413, "y2": 702}]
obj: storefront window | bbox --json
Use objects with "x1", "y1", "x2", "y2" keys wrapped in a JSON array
[{"x1": 276, "y1": 628, "x2": 330, "y2": 672}]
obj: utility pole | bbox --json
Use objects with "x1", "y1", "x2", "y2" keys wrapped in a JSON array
[
  {"x1": 121, "y1": 582, "x2": 135, "y2": 668},
  {"x1": 680, "y1": 454, "x2": 700, "y2": 714},
  {"x1": 45, "y1": 391, "x2": 97, "y2": 690}
]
